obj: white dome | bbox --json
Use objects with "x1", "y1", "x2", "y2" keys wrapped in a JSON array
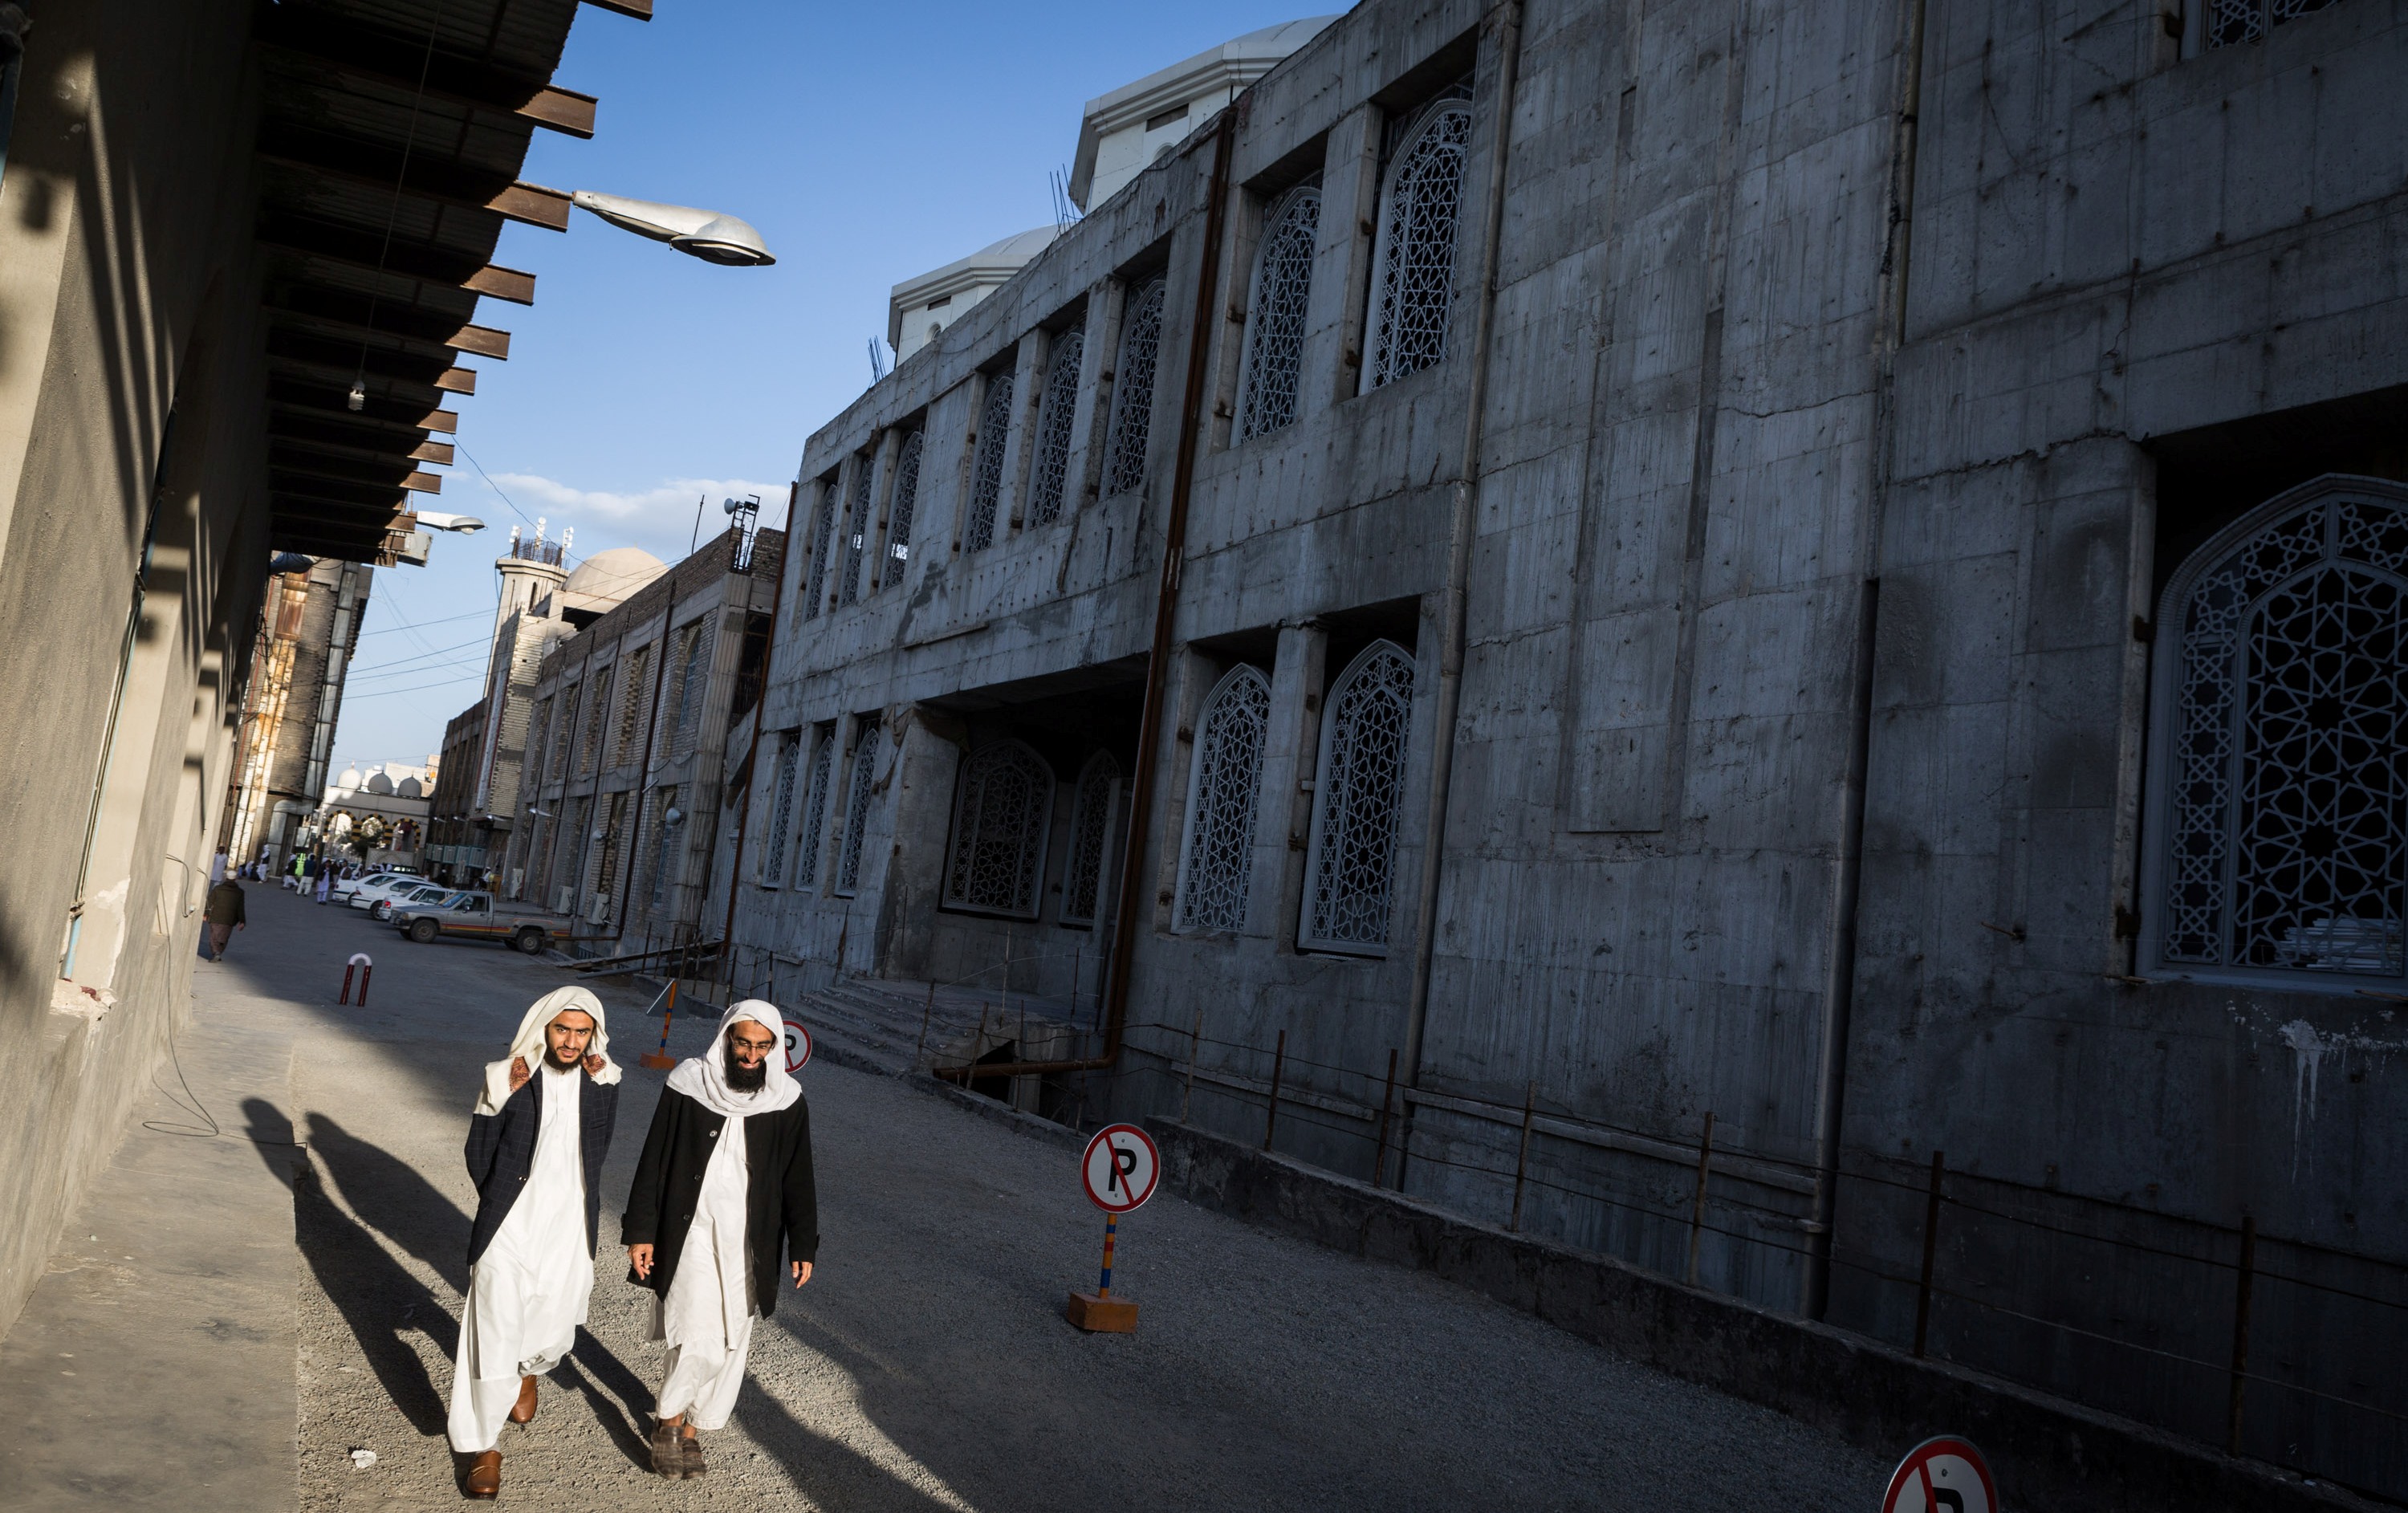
[
  {"x1": 337, "y1": 766, "x2": 363, "y2": 790},
  {"x1": 563, "y1": 547, "x2": 667, "y2": 605}
]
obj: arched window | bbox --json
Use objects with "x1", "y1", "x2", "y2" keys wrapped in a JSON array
[
  {"x1": 838, "y1": 453, "x2": 872, "y2": 606},
  {"x1": 1236, "y1": 186, "x2": 1320, "y2": 441},
  {"x1": 1177, "y1": 665, "x2": 1272, "y2": 933},
  {"x1": 1301, "y1": 641, "x2": 1416, "y2": 954},
  {"x1": 612, "y1": 644, "x2": 653, "y2": 764},
  {"x1": 1104, "y1": 278, "x2": 1165, "y2": 495},
  {"x1": 759, "y1": 731, "x2": 799, "y2": 887},
  {"x1": 1365, "y1": 101, "x2": 1473, "y2": 390},
  {"x1": 836, "y1": 718, "x2": 881, "y2": 896},
  {"x1": 965, "y1": 367, "x2": 1015, "y2": 551},
  {"x1": 577, "y1": 665, "x2": 615, "y2": 774},
  {"x1": 2145, "y1": 478, "x2": 2408, "y2": 988},
  {"x1": 802, "y1": 479, "x2": 837, "y2": 620},
  {"x1": 793, "y1": 723, "x2": 835, "y2": 891},
  {"x1": 943, "y1": 740, "x2": 1055, "y2": 917},
  {"x1": 881, "y1": 429, "x2": 924, "y2": 588},
  {"x1": 1026, "y1": 331, "x2": 1084, "y2": 527},
  {"x1": 667, "y1": 618, "x2": 715, "y2": 763},
  {"x1": 1062, "y1": 751, "x2": 1122, "y2": 926}
]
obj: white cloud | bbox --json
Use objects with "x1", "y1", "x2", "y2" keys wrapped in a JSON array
[{"x1": 482, "y1": 471, "x2": 788, "y2": 525}]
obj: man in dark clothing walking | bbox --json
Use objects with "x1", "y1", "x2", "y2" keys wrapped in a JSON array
[
  {"x1": 622, "y1": 1000, "x2": 816, "y2": 1479},
  {"x1": 201, "y1": 876, "x2": 246, "y2": 960}
]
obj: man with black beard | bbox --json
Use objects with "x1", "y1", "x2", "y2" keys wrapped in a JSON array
[{"x1": 621, "y1": 1000, "x2": 817, "y2": 1478}]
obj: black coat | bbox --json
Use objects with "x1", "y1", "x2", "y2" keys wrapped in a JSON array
[
  {"x1": 620, "y1": 1087, "x2": 816, "y2": 1318},
  {"x1": 463, "y1": 1064, "x2": 620, "y2": 1267}
]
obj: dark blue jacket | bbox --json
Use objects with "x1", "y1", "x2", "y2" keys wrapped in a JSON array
[{"x1": 464, "y1": 1064, "x2": 620, "y2": 1267}]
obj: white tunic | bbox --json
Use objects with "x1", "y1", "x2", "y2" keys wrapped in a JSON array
[
  {"x1": 652, "y1": 1112, "x2": 755, "y2": 1430},
  {"x1": 446, "y1": 1064, "x2": 591, "y2": 1451}
]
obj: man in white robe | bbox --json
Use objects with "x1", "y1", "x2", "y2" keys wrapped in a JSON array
[
  {"x1": 446, "y1": 986, "x2": 621, "y2": 1499},
  {"x1": 622, "y1": 1001, "x2": 818, "y2": 1478}
]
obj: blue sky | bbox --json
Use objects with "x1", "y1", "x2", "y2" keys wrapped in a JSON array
[{"x1": 337, "y1": 1, "x2": 1332, "y2": 771}]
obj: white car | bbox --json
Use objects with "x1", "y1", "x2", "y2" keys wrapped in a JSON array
[
  {"x1": 372, "y1": 882, "x2": 456, "y2": 921},
  {"x1": 330, "y1": 868, "x2": 411, "y2": 904},
  {"x1": 348, "y1": 874, "x2": 430, "y2": 912}
]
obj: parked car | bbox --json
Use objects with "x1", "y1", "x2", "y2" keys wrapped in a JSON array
[
  {"x1": 331, "y1": 867, "x2": 415, "y2": 904},
  {"x1": 393, "y1": 891, "x2": 553, "y2": 954},
  {"x1": 372, "y1": 881, "x2": 456, "y2": 921},
  {"x1": 348, "y1": 874, "x2": 432, "y2": 912}
]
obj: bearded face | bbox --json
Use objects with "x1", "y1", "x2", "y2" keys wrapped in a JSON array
[{"x1": 723, "y1": 1040, "x2": 768, "y2": 1091}]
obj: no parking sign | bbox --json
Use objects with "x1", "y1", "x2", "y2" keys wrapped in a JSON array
[
  {"x1": 1080, "y1": 1124, "x2": 1160, "y2": 1213},
  {"x1": 780, "y1": 1017, "x2": 812, "y2": 1074},
  {"x1": 1881, "y1": 1437, "x2": 1997, "y2": 1513}
]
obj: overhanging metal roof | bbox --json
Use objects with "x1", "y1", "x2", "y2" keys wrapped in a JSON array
[{"x1": 252, "y1": 0, "x2": 651, "y2": 563}]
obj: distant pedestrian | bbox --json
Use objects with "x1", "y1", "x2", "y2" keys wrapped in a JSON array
[
  {"x1": 202, "y1": 876, "x2": 246, "y2": 959},
  {"x1": 209, "y1": 850, "x2": 227, "y2": 885},
  {"x1": 447, "y1": 986, "x2": 621, "y2": 1499},
  {"x1": 314, "y1": 865, "x2": 332, "y2": 905},
  {"x1": 622, "y1": 1001, "x2": 816, "y2": 1479}
]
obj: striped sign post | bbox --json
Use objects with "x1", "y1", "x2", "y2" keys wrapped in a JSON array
[{"x1": 1066, "y1": 1124, "x2": 1160, "y2": 1333}]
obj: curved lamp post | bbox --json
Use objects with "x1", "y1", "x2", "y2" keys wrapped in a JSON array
[{"x1": 571, "y1": 191, "x2": 776, "y2": 266}]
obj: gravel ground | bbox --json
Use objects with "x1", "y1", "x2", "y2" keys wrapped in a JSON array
[{"x1": 288, "y1": 974, "x2": 1889, "y2": 1511}]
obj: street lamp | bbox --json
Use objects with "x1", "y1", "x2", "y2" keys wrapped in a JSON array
[
  {"x1": 414, "y1": 512, "x2": 486, "y2": 534},
  {"x1": 570, "y1": 191, "x2": 775, "y2": 267}
]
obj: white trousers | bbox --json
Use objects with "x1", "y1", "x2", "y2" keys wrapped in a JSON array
[
  {"x1": 445, "y1": 1263, "x2": 581, "y2": 1452},
  {"x1": 653, "y1": 1214, "x2": 755, "y2": 1431},
  {"x1": 654, "y1": 1308, "x2": 755, "y2": 1431}
]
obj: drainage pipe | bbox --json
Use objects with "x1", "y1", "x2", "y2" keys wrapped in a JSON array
[
  {"x1": 1393, "y1": 0, "x2": 1527, "y2": 1173},
  {"x1": 940, "y1": 107, "x2": 1239, "y2": 1084}
]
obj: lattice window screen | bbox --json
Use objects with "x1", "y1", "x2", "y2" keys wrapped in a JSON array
[
  {"x1": 965, "y1": 368, "x2": 1015, "y2": 551},
  {"x1": 645, "y1": 785, "x2": 681, "y2": 906},
  {"x1": 1301, "y1": 641, "x2": 1416, "y2": 954},
  {"x1": 1104, "y1": 279, "x2": 1165, "y2": 496},
  {"x1": 2207, "y1": 0, "x2": 2339, "y2": 47},
  {"x1": 612, "y1": 645, "x2": 653, "y2": 765},
  {"x1": 1177, "y1": 665, "x2": 1272, "y2": 933},
  {"x1": 802, "y1": 482, "x2": 837, "y2": 619},
  {"x1": 1366, "y1": 102, "x2": 1473, "y2": 389},
  {"x1": 2150, "y1": 482, "x2": 2408, "y2": 986},
  {"x1": 550, "y1": 686, "x2": 580, "y2": 779},
  {"x1": 881, "y1": 430, "x2": 924, "y2": 587},
  {"x1": 1026, "y1": 331, "x2": 1084, "y2": 527},
  {"x1": 669, "y1": 620, "x2": 716, "y2": 763},
  {"x1": 839, "y1": 455, "x2": 872, "y2": 606},
  {"x1": 577, "y1": 665, "x2": 615, "y2": 775},
  {"x1": 1237, "y1": 188, "x2": 1321, "y2": 441},
  {"x1": 1062, "y1": 750, "x2": 1122, "y2": 925},
  {"x1": 942, "y1": 740, "x2": 1055, "y2": 917},
  {"x1": 592, "y1": 791, "x2": 628, "y2": 912},
  {"x1": 527, "y1": 699, "x2": 553, "y2": 783},
  {"x1": 761, "y1": 733, "x2": 799, "y2": 886},
  {"x1": 836, "y1": 721, "x2": 882, "y2": 895},
  {"x1": 795, "y1": 725, "x2": 835, "y2": 891}
]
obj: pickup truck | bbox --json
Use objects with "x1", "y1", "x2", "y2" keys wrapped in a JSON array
[{"x1": 391, "y1": 891, "x2": 554, "y2": 954}]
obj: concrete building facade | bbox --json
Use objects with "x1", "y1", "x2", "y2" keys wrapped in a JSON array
[
  {"x1": 224, "y1": 555, "x2": 372, "y2": 872},
  {"x1": 738, "y1": 0, "x2": 2408, "y2": 1491}
]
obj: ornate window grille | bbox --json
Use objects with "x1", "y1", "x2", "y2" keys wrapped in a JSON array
[
  {"x1": 645, "y1": 784, "x2": 681, "y2": 906},
  {"x1": 612, "y1": 644, "x2": 652, "y2": 765},
  {"x1": 1365, "y1": 100, "x2": 1474, "y2": 390},
  {"x1": 836, "y1": 719, "x2": 882, "y2": 896},
  {"x1": 1061, "y1": 750, "x2": 1122, "y2": 926},
  {"x1": 942, "y1": 740, "x2": 1055, "y2": 918},
  {"x1": 794, "y1": 724, "x2": 835, "y2": 892},
  {"x1": 550, "y1": 685, "x2": 580, "y2": 779},
  {"x1": 1301, "y1": 641, "x2": 1417, "y2": 954},
  {"x1": 2205, "y1": 0, "x2": 2339, "y2": 47},
  {"x1": 838, "y1": 454, "x2": 872, "y2": 606},
  {"x1": 760, "y1": 732, "x2": 799, "y2": 887},
  {"x1": 577, "y1": 665, "x2": 615, "y2": 775},
  {"x1": 1104, "y1": 278, "x2": 1165, "y2": 495},
  {"x1": 2144, "y1": 478, "x2": 2408, "y2": 989},
  {"x1": 881, "y1": 429, "x2": 924, "y2": 587},
  {"x1": 1236, "y1": 187, "x2": 1321, "y2": 441},
  {"x1": 1176, "y1": 665, "x2": 1272, "y2": 933},
  {"x1": 802, "y1": 479, "x2": 837, "y2": 620},
  {"x1": 592, "y1": 791, "x2": 628, "y2": 913},
  {"x1": 1026, "y1": 331, "x2": 1084, "y2": 527},
  {"x1": 965, "y1": 367, "x2": 1015, "y2": 551},
  {"x1": 669, "y1": 619, "x2": 715, "y2": 763},
  {"x1": 528, "y1": 699, "x2": 553, "y2": 782}
]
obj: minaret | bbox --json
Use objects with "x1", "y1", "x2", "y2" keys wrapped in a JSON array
[{"x1": 490, "y1": 517, "x2": 570, "y2": 664}]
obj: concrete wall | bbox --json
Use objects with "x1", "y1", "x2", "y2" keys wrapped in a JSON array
[{"x1": 0, "y1": 0, "x2": 275, "y2": 1336}]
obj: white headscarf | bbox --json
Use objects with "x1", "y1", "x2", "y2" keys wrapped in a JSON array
[
  {"x1": 474, "y1": 985, "x2": 620, "y2": 1116},
  {"x1": 665, "y1": 999, "x2": 800, "y2": 1118}
]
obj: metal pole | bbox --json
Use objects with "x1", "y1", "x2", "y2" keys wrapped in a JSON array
[
  {"x1": 1686, "y1": 1111, "x2": 1717, "y2": 1287},
  {"x1": 964, "y1": 1005, "x2": 990, "y2": 1094},
  {"x1": 1372, "y1": 1049, "x2": 1399, "y2": 1189},
  {"x1": 2227, "y1": 1214, "x2": 2257, "y2": 1457},
  {"x1": 1182, "y1": 1005, "x2": 1202, "y2": 1122},
  {"x1": 1508, "y1": 1081, "x2": 1536, "y2": 1231},
  {"x1": 1097, "y1": 1213, "x2": 1118, "y2": 1299},
  {"x1": 1913, "y1": 1149, "x2": 1945, "y2": 1358},
  {"x1": 913, "y1": 980, "x2": 935, "y2": 1072},
  {"x1": 1263, "y1": 1030, "x2": 1286, "y2": 1151}
]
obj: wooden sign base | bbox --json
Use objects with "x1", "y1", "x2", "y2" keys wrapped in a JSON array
[
  {"x1": 1064, "y1": 1291, "x2": 1137, "y2": 1332},
  {"x1": 639, "y1": 1052, "x2": 676, "y2": 1069}
]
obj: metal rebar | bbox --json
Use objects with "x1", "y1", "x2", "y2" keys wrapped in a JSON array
[
  {"x1": 1686, "y1": 1111, "x2": 1717, "y2": 1287},
  {"x1": 913, "y1": 980, "x2": 935, "y2": 1072},
  {"x1": 2227, "y1": 1214, "x2": 2257, "y2": 1456},
  {"x1": 1372, "y1": 1048, "x2": 1399, "y2": 1190},
  {"x1": 1263, "y1": 1030, "x2": 1286, "y2": 1150},
  {"x1": 1508, "y1": 1081, "x2": 1536, "y2": 1231},
  {"x1": 1913, "y1": 1149, "x2": 1945, "y2": 1358}
]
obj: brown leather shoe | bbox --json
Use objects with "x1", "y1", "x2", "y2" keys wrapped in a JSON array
[
  {"x1": 681, "y1": 1428, "x2": 704, "y2": 1478},
  {"x1": 465, "y1": 1449, "x2": 501, "y2": 1499},
  {"x1": 648, "y1": 1421, "x2": 681, "y2": 1478},
  {"x1": 506, "y1": 1373, "x2": 537, "y2": 1424}
]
